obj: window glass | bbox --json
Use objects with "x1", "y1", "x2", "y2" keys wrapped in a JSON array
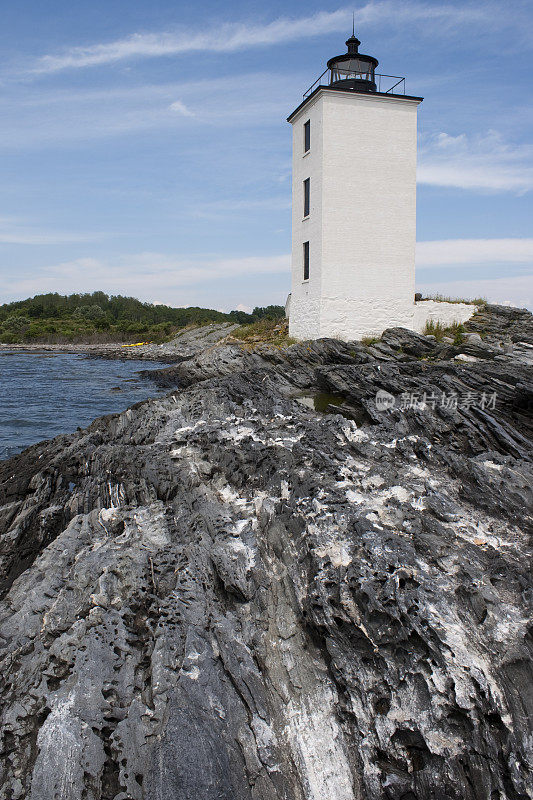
[
  {"x1": 303, "y1": 241, "x2": 310, "y2": 280},
  {"x1": 304, "y1": 120, "x2": 310, "y2": 152},
  {"x1": 303, "y1": 178, "x2": 310, "y2": 217}
]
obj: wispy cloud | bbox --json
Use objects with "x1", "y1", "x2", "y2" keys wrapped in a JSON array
[
  {"x1": 416, "y1": 238, "x2": 533, "y2": 308},
  {"x1": 0, "y1": 216, "x2": 102, "y2": 244},
  {"x1": 1, "y1": 252, "x2": 291, "y2": 300},
  {"x1": 30, "y1": 10, "x2": 351, "y2": 74},
  {"x1": 416, "y1": 238, "x2": 533, "y2": 266},
  {"x1": 191, "y1": 197, "x2": 291, "y2": 219},
  {"x1": 418, "y1": 131, "x2": 533, "y2": 193},
  {"x1": 168, "y1": 100, "x2": 195, "y2": 117},
  {"x1": 28, "y1": 2, "x2": 502, "y2": 75},
  {"x1": 416, "y1": 274, "x2": 533, "y2": 310},
  {"x1": 0, "y1": 73, "x2": 296, "y2": 148},
  {"x1": 3, "y1": 240, "x2": 531, "y2": 309}
]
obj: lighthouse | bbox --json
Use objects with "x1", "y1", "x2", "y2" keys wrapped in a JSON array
[{"x1": 287, "y1": 32, "x2": 423, "y2": 340}]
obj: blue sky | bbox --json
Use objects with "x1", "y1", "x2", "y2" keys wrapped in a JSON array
[{"x1": 1, "y1": 0, "x2": 532, "y2": 311}]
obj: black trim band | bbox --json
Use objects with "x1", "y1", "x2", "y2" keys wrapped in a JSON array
[{"x1": 287, "y1": 85, "x2": 423, "y2": 123}]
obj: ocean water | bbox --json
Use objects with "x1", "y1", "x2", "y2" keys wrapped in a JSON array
[{"x1": 0, "y1": 352, "x2": 165, "y2": 461}]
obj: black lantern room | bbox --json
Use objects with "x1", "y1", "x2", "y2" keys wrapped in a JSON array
[{"x1": 327, "y1": 34, "x2": 378, "y2": 93}]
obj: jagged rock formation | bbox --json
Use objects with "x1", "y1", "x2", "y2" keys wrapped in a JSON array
[
  {"x1": 0, "y1": 322, "x2": 240, "y2": 362},
  {"x1": 0, "y1": 305, "x2": 532, "y2": 800}
]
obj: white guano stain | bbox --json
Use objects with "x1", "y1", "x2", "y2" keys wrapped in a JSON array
[{"x1": 285, "y1": 690, "x2": 355, "y2": 800}]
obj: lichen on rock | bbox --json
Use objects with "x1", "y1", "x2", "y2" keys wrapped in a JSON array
[{"x1": 0, "y1": 304, "x2": 532, "y2": 799}]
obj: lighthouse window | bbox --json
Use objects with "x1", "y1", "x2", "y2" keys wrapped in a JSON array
[
  {"x1": 304, "y1": 120, "x2": 310, "y2": 152},
  {"x1": 303, "y1": 241, "x2": 310, "y2": 280},
  {"x1": 303, "y1": 178, "x2": 310, "y2": 217}
]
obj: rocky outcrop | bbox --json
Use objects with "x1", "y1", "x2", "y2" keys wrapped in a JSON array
[
  {"x1": 143, "y1": 305, "x2": 533, "y2": 390},
  {"x1": 141, "y1": 321, "x2": 240, "y2": 360},
  {"x1": 465, "y1": 304, "x2": 533, "y2": 345},
  {"x1": 0, "y1": 322, "x2": 240, "y2": 362},
  {"x1": 0, "y1": 305, "x2": 532, "y2": 800}
]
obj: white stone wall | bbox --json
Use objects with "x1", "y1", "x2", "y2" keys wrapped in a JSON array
[
  {"x1": 411, "y1": 300, "x2": 478, "y2": 334},
  {"x1": 319, "y1": 91, "x2": 420, "y2": 339},
  {"x1": 288, "y1": 94, "x2": 325, "y2": 340},
  {"x1": 289, "y1": 88, "x2": 423, "y2": 340},
  {"x1": 287, "y1": 89, "x2": 478, "y2": 341}
]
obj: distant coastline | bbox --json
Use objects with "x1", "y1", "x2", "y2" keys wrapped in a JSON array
[
  {"x1": 0, "y1": 341, "x2": 167, "y2": 361},
  {"x1": 0, "y1": 291, "x2": 285, "y2": 349}
]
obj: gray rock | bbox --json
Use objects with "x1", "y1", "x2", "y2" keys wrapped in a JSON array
[
  {"x1": 380, "y1": 326, "x2": 439, "y2": 357},
  {"x1": 465, "y1": 304, "x2": 533, "y2": 345},
  {"x1": 87, "y1": 322, "x2": 242, "y2": 363},
  {"x1": 458, "y1": 341, "x2": 498, "y2": 360},
  {"x1": 1, "y1": 305, "x2": 532, "y2": 799}
]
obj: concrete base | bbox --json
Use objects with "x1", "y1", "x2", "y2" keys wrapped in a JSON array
[
  {"x1": 411, "y1": 300, "x2": 478, "y2": 335},
  {"x1": 287, "y1": 296, "x2": 478, "y2": 341}
]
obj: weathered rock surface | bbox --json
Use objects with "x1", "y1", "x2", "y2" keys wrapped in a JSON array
[
  {"x1": 140, "y1": 321, "x2": 240, "y2": 361},
  {"x1": 0, "y1": 305, "x2": 532, "y2": 800},
  {"x1": 0, "y1": 322, "x2": 240, "y2": 362},
  {"x1": 465, "y1": 304, "x2": 533, "y2": 345}
]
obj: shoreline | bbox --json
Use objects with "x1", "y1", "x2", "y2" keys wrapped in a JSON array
[
  {"x1": 0, "y1": 342, "x2": 173, "y2": 362},
  {"x1": 0, "y1": 322, "x2": 241, "y2": 363}
]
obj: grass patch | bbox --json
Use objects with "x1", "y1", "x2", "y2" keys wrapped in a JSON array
[
  {"x1": 419, "y1": 293, "x2": 487, "y2": 306},
  {"x1": 361, "y1": 336, "x2": 379, "y2": 347},
  {"x1": 231, "y1": 318, "x2": 297, "y2": 348},
  {"x1": 424, "y1": 320, "x2": 465, "y2": 344}
]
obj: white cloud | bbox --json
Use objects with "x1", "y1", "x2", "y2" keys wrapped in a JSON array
[
  {"x1": 30, "y1": 10, "x2": 351, "y2": 74},
  {"x1": 1, "y1": 252, "x2": 291, "y2": 299},
  {"x1": 416, "y1": 274, "x2": 533, "y2": 310},
  {"x1": 418, "y1": 131, "x2": 533, "y2": 193},
  {"x1": 0, "y1": 216, "x2": 101, "y2": 244},
  {"x1": 28, "y1": 2, "x2": 502, "y2": 75},
  {"x1": 416, "y1": 238, "x2": 533, "y2": 267},
  {"x1": 0, "y1": 73, "x2": 296, "y2": 147},
  {"x1": 168, "y1": 100, "x2": 195, "y2": 117},
  {"x1": 416, "y1": 238, "x2": 533, "y2": 309}
]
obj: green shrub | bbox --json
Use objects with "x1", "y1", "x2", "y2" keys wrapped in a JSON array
[
  {"x1": 0, "y1": 293, "x2": 287, "y2": 344},
  {"x1": 423, "y1": 320, "x2": 445, "y2": 341},
  {"x1": 2, "y1": 315, "x2": 31, "y2": 335},
  {"x1": 232, "y1": 318, "x2": 295, "y2": 347},
  {"x1": 424, "y1": 320, "x2": 465, "y2": 344},
  {"x1": 73, "y1": 304, "x2": 105, "y2": 320}
]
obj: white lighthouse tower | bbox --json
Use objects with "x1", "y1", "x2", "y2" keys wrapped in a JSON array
[{"x1": 287, "y1": 32, "x2": 423, "y2": 340}]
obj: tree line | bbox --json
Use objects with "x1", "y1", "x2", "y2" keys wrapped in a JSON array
[{"x1": 0, "y1": 292, "x2": 285, "y2": 344}]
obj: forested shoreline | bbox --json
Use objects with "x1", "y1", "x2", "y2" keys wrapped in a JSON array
[{"x1": 0, "y1": 291, "x2": 284, "y2": 343}]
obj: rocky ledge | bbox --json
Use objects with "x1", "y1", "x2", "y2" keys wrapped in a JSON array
[
  {"x1": 0, "y1": 322, "x2": 240, "y2": 362},
  {"x1": 0, "y1": 304, "x2": 532, "y2": 800}
]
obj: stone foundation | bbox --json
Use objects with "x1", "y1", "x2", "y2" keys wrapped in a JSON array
[
  {"x1": 411, "y1": 299, "x2": 478, "y2": 334},
  {"x1": 287, "y1": 294, "x2": 478, "y2": 341}
]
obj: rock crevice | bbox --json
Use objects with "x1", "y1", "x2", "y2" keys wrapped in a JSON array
[{"x1": 0, "y1": 305, "x2": 532, "y2": 799}]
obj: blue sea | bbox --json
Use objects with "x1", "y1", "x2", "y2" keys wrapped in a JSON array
[{"x1": 0, "y1": 352, "x2": 164, "y2": 461}]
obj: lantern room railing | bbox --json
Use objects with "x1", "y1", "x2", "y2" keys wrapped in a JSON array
[{"x1": 303, "y1": 69, "x2": 406, "y2": 99}]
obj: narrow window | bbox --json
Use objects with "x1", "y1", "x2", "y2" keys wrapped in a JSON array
[
  {"x1": 304, "y1": 120, "x2": 310, "y2": 153},
  {"x1": 303, "y1": 178, "x2": 310, "y2": 217},
  {"x1": 303, "y1": 241, "x2": 310, "y2": 281}
]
